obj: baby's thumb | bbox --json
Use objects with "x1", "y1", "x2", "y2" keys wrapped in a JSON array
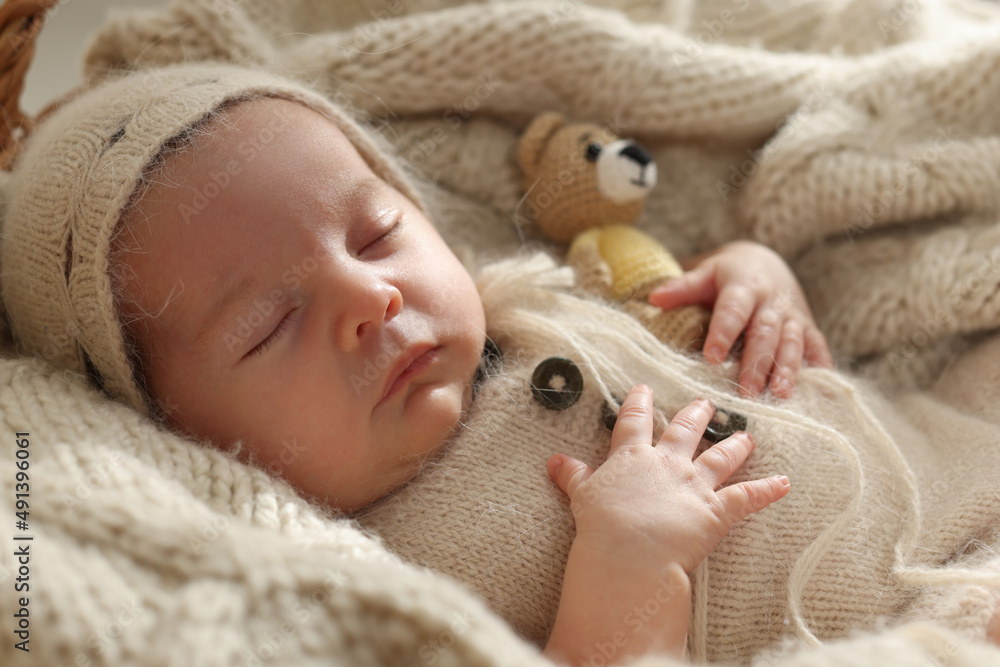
[
  {"x1": 547, "y1": 454, "x2": 595, "y2": 499},
  {"x1": 648, "y1": 266, "x2": 714, "y2": 311}
]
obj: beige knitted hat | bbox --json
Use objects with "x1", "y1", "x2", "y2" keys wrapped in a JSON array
[{"x1": 0, "y1": 61, "x2": 424, "y2": 416}]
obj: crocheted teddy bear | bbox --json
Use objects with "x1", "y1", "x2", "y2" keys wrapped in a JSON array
[{"x1": 517, "y1": 112, "x2": 711, "y2": 350}]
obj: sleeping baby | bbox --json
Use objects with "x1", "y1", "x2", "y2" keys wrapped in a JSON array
[{"x1": 4, "y1": 63, "x2": 999, "y2": 664}]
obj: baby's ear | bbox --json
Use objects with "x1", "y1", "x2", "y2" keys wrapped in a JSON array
[{"x1": 517, "y1": 112, "x2": 565, "y2": 182}]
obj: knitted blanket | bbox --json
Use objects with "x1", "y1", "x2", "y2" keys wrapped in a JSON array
[
  {"x1": 4, "y1": 0, "x2": 1000, "y2": 665},
  {"x1": 82, "y1": 0, "x2": 1000, "y2": 390}
]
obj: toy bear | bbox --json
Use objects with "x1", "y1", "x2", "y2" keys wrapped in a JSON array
[{"x1": 517, "y1": 112, "x2": 711, "y2": 351}]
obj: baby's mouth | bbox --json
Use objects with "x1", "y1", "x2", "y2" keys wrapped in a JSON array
[{"x1": 376, "y1": 344, "x2": 440, "y2": 407}]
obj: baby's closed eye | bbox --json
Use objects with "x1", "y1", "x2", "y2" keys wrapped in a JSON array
[{"x1": 246, "y1": 309, "x2": 299, "y2": 359}]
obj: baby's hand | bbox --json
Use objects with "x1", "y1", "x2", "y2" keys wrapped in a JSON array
[
  {"x1": 542, "y1": 386, "x2": 789, "y2": 665},
  {"x1": 547, "y1": 385, "x2": 789, "y2": 575},
  {"x1": 647, "y1": 241, "x2": 834, "y2": 398}
]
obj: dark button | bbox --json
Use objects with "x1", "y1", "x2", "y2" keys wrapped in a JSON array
[
  {"x1": 703, "y1": 407, "x2": 749, "y2": 444},
  {"x1": 531, "y1": 357, "x2": 583, "y2": 410},
  {"x1": 472, "y1": 337, "x2": 503, "y2": 399},
  {"x1": 601, "y1": 397, "x2": 622, "y2": 431}
]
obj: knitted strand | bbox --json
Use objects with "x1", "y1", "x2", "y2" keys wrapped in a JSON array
[
  {"x1": 800, "y1": 370, "x2": 1000, "y2": 617},
  {"x1": 689, "y1": 560, "x2": 710, "y2": 663},
  {"x1": 795, "y1": 371, "x2": 1000, "y2": 599},
  {"x1": 814, "y1": 373, "x2": 925, "y2": 586},
  {"x1": 896, "y1": 569, "x2": 1000, "y2": 588}
]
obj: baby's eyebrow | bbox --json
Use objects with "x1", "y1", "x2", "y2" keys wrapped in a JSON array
[{"x1": 190, "y1": 272, "x2": 260, "y2": 350}]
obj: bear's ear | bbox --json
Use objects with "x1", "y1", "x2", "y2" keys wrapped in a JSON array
[{"x1": 517, "y1": 112, "x2": 565, "y2": 180}]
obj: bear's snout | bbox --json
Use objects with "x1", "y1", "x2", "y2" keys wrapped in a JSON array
[{"x1": 595, "y1": 139, "x2": 658, "y2": 203}]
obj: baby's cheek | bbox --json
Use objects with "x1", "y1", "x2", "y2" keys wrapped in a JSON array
[{"x1": 406, "y1": 384, "x2": 466, "y2": 452}]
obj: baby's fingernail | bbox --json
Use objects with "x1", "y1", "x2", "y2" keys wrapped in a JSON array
[
  {"x1": 634, "y1": 384, "x2": 652, "y2": 395},
  {"x1": 778, "y1": 475, "x2": 790, "y2": 487},
  {"x1": 705, "y1": 345, "x2": 724, "y2": 363},
  {"x1": 549, "y1": 457, "x2": 563, "y2": 476}
]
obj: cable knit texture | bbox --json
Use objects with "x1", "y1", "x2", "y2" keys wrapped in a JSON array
[
  {"x1": 4, "y1": 0, "x2": 1000, "y2": 665},
  {"x1": 78, "y1": 0, "x2": 1000, "y2": 391}
]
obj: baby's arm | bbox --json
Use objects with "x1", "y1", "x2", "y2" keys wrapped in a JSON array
[
  {"x1": 649, "y1": 241, "x2": 834, "y2": 398},
  {"x1": 542, "y1": 385, "x2": 790, "y2": 665}
]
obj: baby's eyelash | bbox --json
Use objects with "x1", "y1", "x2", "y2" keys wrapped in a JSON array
[
  {"x1": 248, "y1": 312, "x2": 294, "y2": 358},
  {"x1": 365, "y1": 219, "x2": 405, "y2": 252}
]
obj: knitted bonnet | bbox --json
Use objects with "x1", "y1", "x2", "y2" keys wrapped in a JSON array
[{"x1": 0, "y1": 61, "x2": 424, "y2": 415}]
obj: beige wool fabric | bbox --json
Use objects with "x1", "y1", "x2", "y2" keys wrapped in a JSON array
[
  {"x1": 0, "y1": 61, "x2": 425, "y2": 415},
  {"x1": 356, "y1": 254, "x2": 1000, "y2": 663},
  {"x1": 4, "y1": 0, "x2": 1000, "y2": 665},
  {"x1": 5, "y1": 256, "x2": 1000, "y2": 666},
  {"x1": 83, "y1": 0, "x2": 1000, "y2": 389}
]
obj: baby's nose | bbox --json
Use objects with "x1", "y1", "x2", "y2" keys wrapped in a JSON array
[{"x1": 339, "y1": 279, "x2": 403, "y2": 350}]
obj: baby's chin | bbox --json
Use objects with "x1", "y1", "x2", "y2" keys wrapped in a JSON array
[{"x1": 348, "y1": 383, "x2": 471, "y2": 510}]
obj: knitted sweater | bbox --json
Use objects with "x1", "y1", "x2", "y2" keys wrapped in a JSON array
[
  {"x1": 4, "y1": 0, "x2": 1000, "y2": 665},
  {"x1": 355, "y1": 254, "x2": 1000, "y2": 663},
  {"x1": 4, "y1": 254, "x2": 1000, "y2": 667}
]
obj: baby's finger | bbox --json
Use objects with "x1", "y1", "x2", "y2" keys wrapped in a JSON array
[
  {"x1": 609, "y1": 385, "x2": 654, "y2": 453},
  {"x1": 716, "y1": 475, "x2": 791, "y2": 526},
  {"x1": 546, "y1": 454, "x2": 596, "y2": 500},
  {"x1": 695, "y1": 431, "x2": 755, "y2": 488},
  {"x1": 769, "y1": 319, "x2": 804, "y2": 399},
  {"x1": 658, "y1": 398, "x2": 716, "y2": 459},
  {"x1": 738, "y1": 305, "x2": 782, "y2": 398},
  {"x1": 648, "y1": 265, "x2": 715, "y2": 312},
  {"x1": 704, "y1": 284, "x2": 755, "y2": 364},
  {"x1": 804, "y1": 325, "x2": 835, "y2": 369}
]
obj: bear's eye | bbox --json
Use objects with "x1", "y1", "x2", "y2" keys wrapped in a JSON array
[{"x1": 585, "y1": 143, "x2": 603, "y2": 162}]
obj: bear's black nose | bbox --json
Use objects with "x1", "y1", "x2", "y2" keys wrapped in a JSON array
[{"x1": 620, "y1": 143, "x2": 652, "y2": 167}]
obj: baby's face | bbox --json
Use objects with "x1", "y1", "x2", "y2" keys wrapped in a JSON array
[{"x1": 114, "y1": 98, "x2": 486, "y2": 511}]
